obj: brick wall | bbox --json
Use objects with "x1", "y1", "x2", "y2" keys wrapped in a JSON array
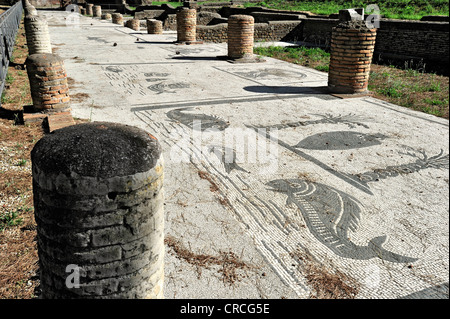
[{"x1": 375, "y1": 19, "x2": 449, "y2": 63}]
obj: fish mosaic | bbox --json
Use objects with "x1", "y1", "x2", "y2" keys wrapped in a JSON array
[
  {"x1": 349, "y1": 149, "x2": 449, "y2": 186},
  {"x1": 166, "y1": 108, "x2": 230, "y2": 132},
  {"x1": 147, "y1": 82, "x2": 190, "y2": 94},
  {"x1": 293, "y1": 131, "x2": 387, "y2": 150},
  {"x1": 233, "y1": 68, "x2": 307, "y2": 80},
  {"x1": 256, "y1": 113, "x2": 370, "y2": 130},
  {"x1": 267, "y1": 178, "x2": 418, "y2": 263}
]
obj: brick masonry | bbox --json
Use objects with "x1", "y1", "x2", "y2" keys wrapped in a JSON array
[
  {"x1": 31, "y1": 122, "x2": 165, "y2": 299},
  {"x1": 25, "y1": 53, "x2": 71, "y2": 112},
  {"x1": 189, "y1": 6, "x2": 449, "y2": 71},
  {"x1": 112, "y1": 13, "x2": 123, "y2": 25},
  {"x1": 86, "y1": 3, "x2": 93, "y2": 16},
  {"x1": 227, "y1": 15, "x2": 255, "y2": 59},
  {"x1": 328, "y1": 21, "x2": 377, "y2": 94},
  {"x1": 93, "y1": 5, "x2": 101, "y2": 18},
  {"x1": 177, "y1": 8, "x2": 197, "y2": 43},
  {"x1": 125, "y1": 18, "x2": 140, "y2": 31},
  {"x1": 147, "y1": 19, "x2": 163, "y2": 34},
  {"x1": 101, "y1": 13, "x2": 111, "y2": 20}
]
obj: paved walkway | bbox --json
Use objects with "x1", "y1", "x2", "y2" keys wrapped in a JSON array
[{"x1": 42, "y1": 10, "x2": 449, "y2": 299}]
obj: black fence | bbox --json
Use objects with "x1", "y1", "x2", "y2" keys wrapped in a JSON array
[{"x1": 0, "y1": 1, "x2": 23, "y2": 106}]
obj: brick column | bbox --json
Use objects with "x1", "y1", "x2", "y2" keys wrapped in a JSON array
[
  {"x1": 25, "y1": 54, "x2": 70, "y2": 113},
  {"x1": 227, "y1": 15, "x2": 254, "y2": 60},
  {"x1": 93, "y1": 5, "x2": 101, "y2": 18},
  {"x1": 147, "y1": 19, "x2": 163, "y2": 34},
  {"x1": 24, "y1": 15, "x2": 52, "y2": 55},
  {"x1": 112, "y1": 13, "x2": 123, "y2": 25},
  {"x1": 31, "y1": 122, "x2": 165, "y2": 299},
  {"x1": 176, "y1": 7, "x2": 196, "y2": 43},
  {"x1": 328, "y1": 10, "x2": 377, "y2": 94},
  {"x1": 86, "y1": 3, "x2": 93, "y2": 16},
  {"x1": 101, "y1": 13, "x2": 111, "y2": 20},
  {"x1": 125, "y1": 18, "x2": 140, "y2": 31}
]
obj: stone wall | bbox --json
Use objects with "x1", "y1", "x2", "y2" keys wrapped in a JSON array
[
  {"x1": 198, "y1": 13, "x2": 448, "y2": 73},
  {"x1": 196, "y1": 23, "x2": 227, "y2": 43},
  {"x1": 375, "y1": 19, "x2": 449, "y2": 64},
  {"x1": 28, "y1": 0, "x2": 60, "y2": 7},
  {"x1": 197, "y1": 11, "x2": 221, "y2": 25},
  {"x1": 299, "y1": 18, "x2": 449, "y2": 72},
  {"x1": 301, "y1": 18, "x2": 339, "y2": 46},
  {"x1": 135, "y1": 10, "x2": 165, "y2": 20},
  {"x1": 196, "y1": 20, "x2": 302, "y2": 43},
  {"x1": 134, "y1": 5, "x2": 449, "y2": 72}
]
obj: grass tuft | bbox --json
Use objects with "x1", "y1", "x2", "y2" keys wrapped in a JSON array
[
  {"x1": 244, "y1": 0, "x2": 449, "y2": 20},
  {"x1": 255, "y1": 45, "x2": 449, "y2": 119}
]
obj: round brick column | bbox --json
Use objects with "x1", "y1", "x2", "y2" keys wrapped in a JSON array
[
  {"x1": 147, "y1": 19, "x2": 163, "y2": 34},
  {"x1": 112, "y1": 13, "x2": 123, "y2": 25},
  {"x1": 93, "y1": 5, "x2": 101, "y2": 18},
  {"x1": 25, "y1": 54, "x2": 70, "y2": 112},
  {"x1": 125, "y1": 18, "x2": 140, "y2": 31},
  {"x1": 31, "y1": 122, "x2": 165, "y2": 299},
  {"x1": 176, "y1": 7, "x2": 196, "y2": 43},
  {"x1": 227, "y1": 15, "x2": 254, "y2": 60},
  {"x1": 86, "y1": 3, "x2": 93, "y2": 16},
  {"x1": 24, "y1": 15, "x2": 52, "y2": 55},
  {"x1": 101, "y1": 13, "x2": 111, "y2": 20},
  {"x1": 328, "y1": 21, "x2": 377, "y2": 94}
]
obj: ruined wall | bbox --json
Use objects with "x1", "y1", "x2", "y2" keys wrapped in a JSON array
[
  {"x1": 254, "y1": 21, "x2": 303, "y2": 42},
  {"x1": 299, "y1": 18, "x2": 449, "y2": 71},
  {"x1": 93, "y1": 3, "x2": 448, "y2": 72},
  {"x1": 375, "y1": 19, "x2": 449, "y2": 63},
  {"x1": 196, "y1": 20, "x2": 302, "y2": 43},
  {"x1": 28, "y1": 0, "x2": 60, "y2": 7},
  {"x1": 195, "y1": 11, "x2": 448, "y2": 72},
  {"x1": 196, "y1": 23, "x2": 227, "y2": 43}
]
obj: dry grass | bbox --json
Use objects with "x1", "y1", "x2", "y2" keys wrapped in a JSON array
[
  {"x1": 0, "y1": 119, "x2": 43, "y2": 299},
  {"x1": 0, "y1": 15, "x2": 43, "y2": 298},
  {"x1": 165, "y1": 235, "x2": 255, "y2": 285},
  {"x1": 1, "y1": 18, "x2": 31, "y2": 113},
  {"x1": 197, "y1": 170, "x2": 231, "y2": 208},
  {"x1": 290, "y1": 247, "x2": 359, "y2": 299},
  {"x1": 255, "y1": 45, "x2": 449, "y2": 119},
  {"x1": 369, "y1": 64, "x2": 449, "y2": 119},
  {"x1": 0, "y1": 14, "x2": 90, "y2": 298}
]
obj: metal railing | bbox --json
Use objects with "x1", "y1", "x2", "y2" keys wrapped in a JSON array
[{"x1": 0, "y1": 1, "x2": 23, "y2": 106}]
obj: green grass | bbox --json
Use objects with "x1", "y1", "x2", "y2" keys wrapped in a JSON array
[
  {"x1": 0, "y1": 208, "x2": 26, "y2": 231},
  {"x1": 150, "y1": 1, "x2": 184, "y2": 7},
  {"x1": 254, "y1": 45, "x2": 449, "y2": 118},
  {"x1": 16, "y1": 159, "x2": 27, "y2": 167},
  {"x1": 254, "y1": 45, "x2": 330, "y2": 71},
  {"x1": 244, "y1": 0, "x2": 449, "y2": 20}
]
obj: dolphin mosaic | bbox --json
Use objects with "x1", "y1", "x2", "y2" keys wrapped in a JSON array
[
  {"x1": 166, "y1": 108, "x2": 230, "y2": 132},
  {"x1": 208, "y1": 145, "x2": 249, "y2": 174},
  {"x1": 256, "y1": 113, "x2": 370, "y2": 130},
  {"x1": 266, "y1": 178, "x2": 418, "y2": 263}
]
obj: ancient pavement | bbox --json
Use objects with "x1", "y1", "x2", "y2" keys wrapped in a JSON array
[{"x1": 41, "y1": 10, "x2": 449, "y2": 299}]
